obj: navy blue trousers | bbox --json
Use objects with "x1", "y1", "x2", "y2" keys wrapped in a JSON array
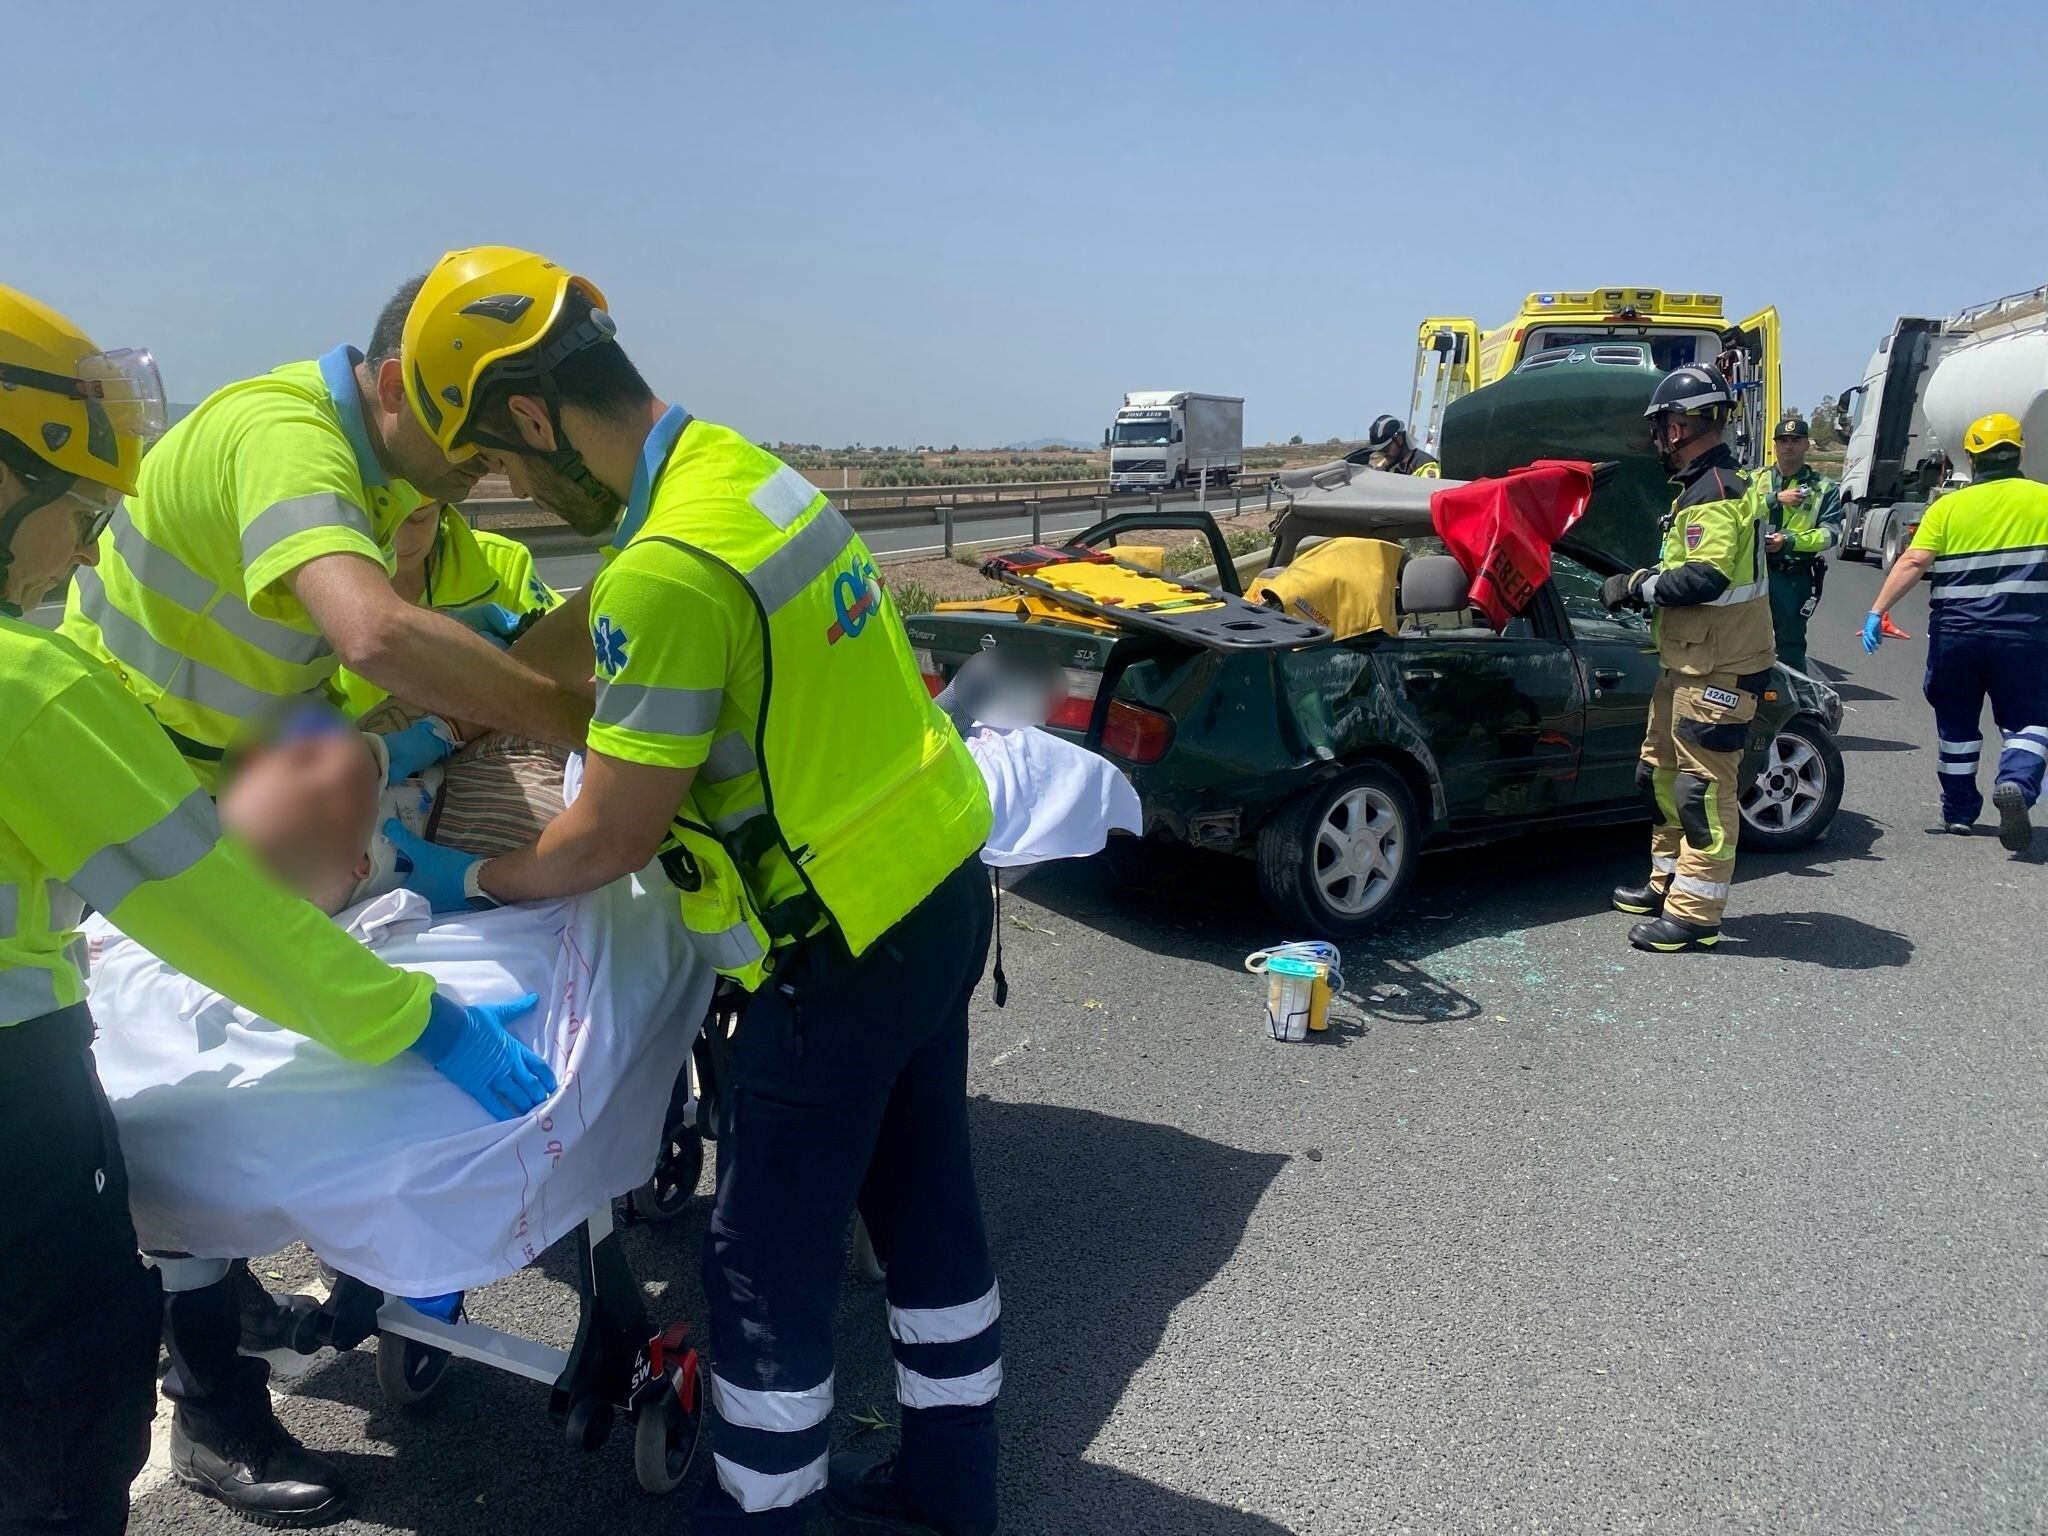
[
  {"x1": 1924, "y1": 627, "x2": 2048, "y2": 823},
  {"x1": 694, "y1": 856, "x2": 999, "y2": 1532}
]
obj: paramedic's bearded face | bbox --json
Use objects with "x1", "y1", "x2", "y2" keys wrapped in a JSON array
[{"x1": 218, "y1": 734, "x2": 381, "y2": 915}]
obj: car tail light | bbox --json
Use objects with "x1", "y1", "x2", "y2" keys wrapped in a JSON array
[
  {"x1": 1101, "y1": 698, "x2": 1174, "y2": 763},
  {"x1": 1045, "y1": 668, "x2": 1101, "y2": 731}
]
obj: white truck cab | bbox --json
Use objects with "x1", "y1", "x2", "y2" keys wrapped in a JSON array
[{"x1": 1107, "y1": 391, "x2": 1244, "y2": 493}]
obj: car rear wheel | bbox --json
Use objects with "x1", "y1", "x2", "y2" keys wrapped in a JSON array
[
  {"x1": 1740, "y1": 715, "x2": 1843, "y2": 851},
  {"x1": 1256, "y1": 763, "x2": 1419, "y2": 939}
]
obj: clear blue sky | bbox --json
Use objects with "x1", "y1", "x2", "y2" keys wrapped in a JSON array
[{"x1": 9, "y1": 0, "x2": 2045, "y2": 448}]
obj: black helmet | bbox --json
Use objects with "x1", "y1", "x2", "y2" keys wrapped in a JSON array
[
  {"x1": 1367, "y1": 414, "x2": 1406, "y2": 448},
  {"x1": 1772, "y1": 415, "x2": 1809, "y2": 441},
  {"x1": 1643, "y1": 365, "x2": 1736, "y2": 421}
]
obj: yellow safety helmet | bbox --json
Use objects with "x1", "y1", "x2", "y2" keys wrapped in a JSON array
[
  {"x1": 1963, "y1": 411, "x2": 2024, "y2": 456},
  {"x1": 401, "y1": 246, "x2": 609, "y2": 462},
  {"x1": 0, "y1": 283, "x2": 166, "y2": 497}
]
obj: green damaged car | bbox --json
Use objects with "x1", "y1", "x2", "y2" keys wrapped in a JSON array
[{"x1": 904, "y1": 354, "x2": 1844, "y2": 937}]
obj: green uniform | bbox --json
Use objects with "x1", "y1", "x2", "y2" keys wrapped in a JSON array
[
  {"x1": 1635, "y1": 444, "x2": 1776, "y2": 931},
  {"x1": 1, "y1": 615, "x2": 432, "y2": 1054},
  {"x1": 332, "y1": 515, "x2": 560, "y2": 718},
  {"x1": 60, "y1": 345, "x2": 423, "y2": 787},
  {"x1": 1756, "y1": 463, "x2": 1842, "y2": 671},
  {"x1": 588, "y1": 408, "x2": 990, "y2": 986}
]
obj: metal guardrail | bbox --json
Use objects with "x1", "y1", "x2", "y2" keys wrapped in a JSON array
[{"x1": 463, "y1": 470, "x2": 1284, "y2": 557}]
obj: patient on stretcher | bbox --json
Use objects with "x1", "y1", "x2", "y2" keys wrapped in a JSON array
[{"x1": 216, "y1": 704, "x2": 567, "y2": 914}]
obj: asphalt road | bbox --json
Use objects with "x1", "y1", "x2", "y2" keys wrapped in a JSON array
[{"x1": 128, "y1": 557, "x2": 2047, "y2": 1535}]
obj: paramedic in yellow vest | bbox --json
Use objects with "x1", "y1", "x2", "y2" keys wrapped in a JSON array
[
  {"x1": 1601, "y1": 365, "x2": 1775, "y2": 952},
  {"x1": 59, "y1": 276, "x2": 590, "y2": 793},
  {"x1": 333, "y1": 502, "x2": 560, "y2": 718},
  {"x1": 387, "y1": 247, "x2": 999, "y2": 1536},
  {"x1": 0, "y1": 286, "x2": 553, "y2": 1532}
]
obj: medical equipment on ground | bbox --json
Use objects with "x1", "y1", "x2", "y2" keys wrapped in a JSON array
[{"x1": 1246, "y1": 941, "x2": 1343, "y2": 1042}]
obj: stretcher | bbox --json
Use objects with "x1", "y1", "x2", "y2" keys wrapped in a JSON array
[
  {"x1": 978, "y1": 544, "x2": 1331, "y2": 650},
  {"x1": 271, "y1": 1026, "x2": 718, "y2": 1494}
]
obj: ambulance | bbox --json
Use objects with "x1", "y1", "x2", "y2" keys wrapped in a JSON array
[{"x1": 1410, "y1": 286, "x2": 1782, "y2": 470}]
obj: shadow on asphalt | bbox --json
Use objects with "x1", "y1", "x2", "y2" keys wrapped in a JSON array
[
  {"x1": 1832, "y1": 734, "x2": 1920, "y2": 753},
  {"x1": 862, "y1": 1099, "x2": 1297, "y2": 1534},
  {"x1": 1714, "y1": 910, "x2": 1914, "y2": 969},
  {"x1": 222, "y1": 1104, "x2": 1291, "y2": 1536}
]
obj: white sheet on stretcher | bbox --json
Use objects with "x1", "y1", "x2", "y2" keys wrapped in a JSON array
[
  {"x1": 965, "y1": 725, "x2": 1141, "y2": 868},
  {"x1": 87, "y1": 872, "x2": 711, "y2": 1298}
]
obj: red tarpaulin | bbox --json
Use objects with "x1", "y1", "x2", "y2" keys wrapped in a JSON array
[{"x1": 1429, "y1": 460, "x2": 1595, "y2": 631}]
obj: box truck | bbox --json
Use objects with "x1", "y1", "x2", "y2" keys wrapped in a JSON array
[{"x1": 1106, "y1": 391, "x2": 1244, "y2": 492}]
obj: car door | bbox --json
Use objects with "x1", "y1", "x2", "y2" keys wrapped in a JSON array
[
  {"x1": 1548, "y1": 549, "x2": 1660, "y2": 807},
  {"x1": 1389, "y1": 571, "x2": 1584, "y2": 830}
]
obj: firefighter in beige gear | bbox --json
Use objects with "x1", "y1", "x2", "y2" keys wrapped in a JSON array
[{"x1": 1602, "y1": 365, "x2": 1774, "y2": 952}]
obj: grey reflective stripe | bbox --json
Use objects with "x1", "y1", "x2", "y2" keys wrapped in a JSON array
[
  {"x1": 894, "y1": 1357, "x2": 1002, "y2": 1411},
  {"x1": 889, "y1": 1282, "x2": 1000, "y2": 1346},
  {"x1": 749, "y1": 465, "x2": 825, "y2": 531},
  {"x1": 46, "y1": 881, "x2": 80, "y2": 934},
  {"x1": 1934, "y1": 577, "x2": 2048, "y2": 600},
  {"x1": 1932, "y1": 546, "x2": 2048, "y2": 574},
  {"x1": 711, "y1": 1451, "x2": 828, "y2": 1516},
  {"x1": 1650, "y1": 855, "x2": 1677, "y2": 874},
  {"x1": 112, "y1": 513, "x2": 331, "y2": 666},
  {"x1": 1672, "y1": 874, "x2": 1730, "y2": 901},
  {"x1": 68, "y1": 790, "x2": 220, "y2": 915},
  {"x1": 0, "y1": 966, "x2": 62, "y2": 1025},
  {"x1": 593, "y1": 681, "x2": 721, "y2": 738},
  {"x1": 1708, "y1": 579, "x2": 1767, "y2": 606},
  {"x1": 745, "y1": 503, "x2": 857, "y2": 616},
  {"x1": 239, "y1": 493, "x2": 371, "y2": 569},
  {"x1": 0, "y1": 884, "x2": 14, "y2": 940},
  {"x1": 691, "y1": 919, "x2": 766, "y2": 972},
  {"x1": 710, "y1": 1370, "x2": 833, "y2": 1434},
  {"x1": 701, "y1": 732, "x2": 758, "y2": 785},
  {"x1": 75, "y1": 567, "x2": 282, "y2": 723},
  {"x1": 710, "y1": 800, "x2": 768, "y2": 836}
]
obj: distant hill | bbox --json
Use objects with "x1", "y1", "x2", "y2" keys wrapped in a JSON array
[{"x1": 1002, "y1": 437, "x2": 1095, "y2": 452}]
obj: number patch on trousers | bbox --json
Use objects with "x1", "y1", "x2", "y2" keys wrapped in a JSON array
[{"x1": 1701, "y1": 687, "x2": 1741, "y2": 710}]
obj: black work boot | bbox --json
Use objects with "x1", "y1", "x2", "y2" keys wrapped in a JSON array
[
  {"x1": 1610, "y1": 881, "x2": 1665, "y2": 916},
  {"x1": 1994, "y1": 781, "x2": 2034, "y2": 852},
  {"x1": 170, "y1": 1408, "x2": 347, "y2": 1528},
  {"x1": 827, "y1": 1450, "x2": 996, "y2": 1536},
  {"x1": 1629, "y1": 915, "x2": 1720, "y2": 953},
  {"x1": 230, "y1": 1260, "x2": 324, "y2": 1358}
]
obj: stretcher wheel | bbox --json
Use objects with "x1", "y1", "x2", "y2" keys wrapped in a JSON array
[
  {"x1": 633, "y1": 1355, "x2": 704, "y2": 1495},
  {"x1": 374, "y1": 1332, "x2": 452, "y2": 1407},
  {"x1": 565, "y1": 1393, "x2": 614, "y2": 1451},
  {"x1": 851, "y1": 1213, "x2": 887, "y2": 1283},
  {"x1": 625, "y1": 1123, "x2": 704, "y2": 1224}
]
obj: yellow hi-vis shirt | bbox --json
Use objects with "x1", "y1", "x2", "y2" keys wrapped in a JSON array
[
  {"x1": 60, "y1": 345, "x2": 424, "y2": 787},
  {"x1": 333, "y1": 514, "x2": 560, "y2": 719},
  {"x1": 586, "y1": 408, "x2": 990, "y2": 983},
  {"x1": 0, "y1": 614, "x2": 432, "y2": 1056}
]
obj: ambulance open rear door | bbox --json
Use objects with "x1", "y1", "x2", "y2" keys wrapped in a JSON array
[
  {"x1": 1411, "y1": 317, "x2": 1479, "y2": 455},
  {"x1": 1723, "y1": 305, "x2": 1781, "y2": 469}
]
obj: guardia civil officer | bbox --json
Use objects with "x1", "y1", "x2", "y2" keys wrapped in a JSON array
[
  {"x1": 390, "y1": 248, "x2": 1000, "y2": 1535},
  {"x1": 1756, "y1": 414, "x2": 1842, "y2": 671},
  {"x1": 1603, "y1": 365, "x2": 1776, "y2": 952},
  {"x1": 0, "y1": 286, "x2": 553, "y2": 1531},
  {"x1": 1864, "y1": 411, "x2": 2048, "y2": 851}
]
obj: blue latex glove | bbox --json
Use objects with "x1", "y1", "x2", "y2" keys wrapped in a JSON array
[
  {"x1": 384, "y1": 817, "x2": 486, "y2": 913},
  {"x1": 448, "y1": 602, "x2": 525, "y2": 649},
  {"x1": 379, "y1": 716, "x2": 457, "y2": 784},
  {"x1": 411, "y1": 990, "x2": 555, "y2": 1120},
  {"x1": 1860, "y1": 611, "x2": 1884, "y2": 654}
]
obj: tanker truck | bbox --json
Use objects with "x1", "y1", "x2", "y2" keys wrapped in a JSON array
[{"x1": 1839, "y1": 284, "x2": 2048, "y2": 569}]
